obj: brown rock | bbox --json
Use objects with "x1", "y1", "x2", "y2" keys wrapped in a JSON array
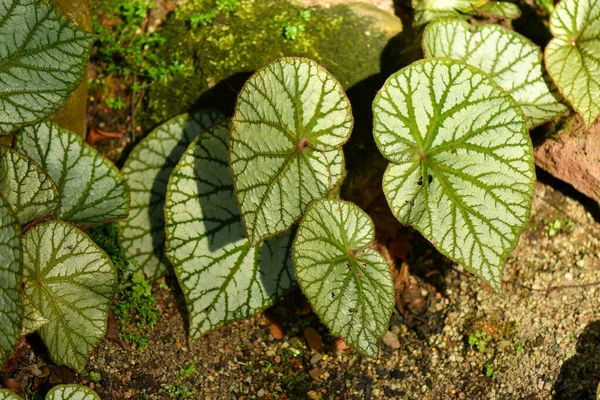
[
  {"x1": 304, "y1": 327, "x2": 323, "y2": 353},
  {"x1": 309, "y1": 367, "x2": 326, "y2": 381},
  {"x1": 334, "y1": 338, "x2": 350, "y2": 351},
  {"x1": 266, "y1": 314, "x2": 284, "y2": 339}
]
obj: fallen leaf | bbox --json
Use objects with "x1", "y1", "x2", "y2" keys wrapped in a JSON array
[
  {"x1": 304, "y1": 327, "x2": 322, "y2": 353},
  {"x1": 265, "y1": 314, "x2": 284, "y2": 339},
  {"x1": 105, "y1": 309, "x2": 129, "y2": 350},
  {"x1": 87, "y1": 126, "x2": 125, "y2": 146}
]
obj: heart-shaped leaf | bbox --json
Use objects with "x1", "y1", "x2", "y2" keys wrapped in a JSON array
[
  {"x1": 46, "y1": 385, "x2": 100, "y2": 400},
  {"x1": 119, "y1": 110, "x2": 225, "y2": 280},
  {"x1": 230, "y1": 57, "x2": 351, "y2": 246},
  {"x1": 412, "y1": 0, "x2": 520, "y2": 27},
  {"x1": 0, "y1": 195, "x2": 22, "y2": 368},
  {"x1": 373, "y1": 58, "x2": 535, "y2": 291},
  {"x1": 423, "y1": 19, "x2": 567, "y2": 128},
  {"x1": 0, "y1": 146, "x2": 60, "y2": 226},
  {"x1": 165, "y1": 121, "x2": 296, "y2": 342},
  {"x1": 545, "y1": 0, "x2": 600, "y2": 128},
  {"x1": 22, "y1": 221, "x2": 117, "y2": 371},
  {"x1": 293, "y1": 199, "x2": 394, "y2": 357},
  {"x1": 0, "y1": 0, "x2": 94, "y2": 134},
  {"x1": 14, "y1": 122, "x2": 129, "y2": 225}
]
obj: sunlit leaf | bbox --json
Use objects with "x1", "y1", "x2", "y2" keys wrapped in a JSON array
[
  {"x1": 22, "y1": 221, "x2": 117, "y2": 371},
  {"x1": 0, "y1": 0, "x2": 94, "y2": 134},
  {"x1": 545, "y1": 0, "x2": 600, "y2": 127},
  {"x1": 293, "y1": 200, "x2": 394, "y2": 357},
  {"x1": 0, "y1": 195, "x2": 22, "y2": 368},
  {"x1": 119, "y1": 110, "x2": 225, "y2": 280},
  {"x1": 412, "y1": 0, "x2": 520, "y2": 27},
  {"x1": 14, "y1": 122, "x2": 129, "y2": 225},
  {"x1": 46, "y1": 385, "x2": 101, "y2": 400},
  {"x1": 0, "y1": 146, "x2": 60, "y2": 225},
  {"x1": 473, "y1": 1, "x2": 521, "y2": 19},
  {"x1": 165, "y1": 121, "x2": 296, "y2": 342},
  {"x1": 373, "y1": 58, "x2": 535, "y2": 291},
  {"x1": 20, "y1": 295, "x2": 49, "y2": 336},
  {"x1": 423, "y1": 19, "x2": 567, "y2": 128},
  {"x1": 230, "y1": 57, "x2": 351, "y2": 246}
]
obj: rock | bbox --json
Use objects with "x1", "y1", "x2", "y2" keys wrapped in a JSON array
[
  {"x1": 382, "y1": 331, "x2": 401, "y2": 349},
  {"x1": 257, "y1": 388, "x2": 265, "y2": 397},
  {"x1": 309, "y1": 367, "x2": 325, "y2": 380},
  {"x1": 304, "y1": 327, "x2": 323, "y2": 352},
  {"x1": 333, "y1": 338, "x2": 350, "y2": 351}
]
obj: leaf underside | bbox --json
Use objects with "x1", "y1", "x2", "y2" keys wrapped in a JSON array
[
  {"x1": 412, "y1": 0, "x2": 520, "y2": 27},
  {"x1": 423, "y1": 19, "x2": 567, "y2": 128},
  {"x1": 22, "y1": 221, "x2": 117, "y2": 372},
  {"x1": 545, "y1": 0, "x2": 600, "y2": 128},
  {"x1": 0, "y1": 0, "x2": 94, "y2": 134},
  {"x1": 0, "y1": 195, "x2": 22, "y2": 368},
  {"x1": 294, "y1": 200, "x2": 395, "y2": 357},
  {"x1": 46, "y1": 385, "x2": 101, "y2": 400},
  {"x1": 119, "y1": 110, "x2": 225, "y2": 280},
  {"x1": 165, "y1": 121, "x2": 296, "y2": 342},
  {"x1": 230, "y1": 57, "x2": 351, "y2": 246},
  {"x1": 373, "y1": 58, "x2": 535, "y2": 292},
  {"x1": 0, "y1": 146, "x2": 60, "y2": 226},
  {"x1": 14, "y1": 122, "x2": 130, "y2": 225}
]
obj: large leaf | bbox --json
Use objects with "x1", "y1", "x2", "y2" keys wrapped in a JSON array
[
  {"x1": 165, "y1": 121, "x2": 296, "y2": 342},
  {"x1": 0, "y1": 146, "x2": 60, "y2": 225},
  {"x1": 22, "y1": 221, "x2": 117, "y2": 371},
  {"x1": 423, "y1": 19, "x2": 567, "y2": 128},
  {"x1": 46, "y1": 385, "x2": 100, "y2": 400},
  {"x1": 230, "y1": 57, "x2": 351, "y2": 246},
  {"x1": 119, "y1": 110, "x2": 225, "y2": 280},
  {"x1": 545, "y1": 0, "x2": 600, "y2": 128},
  {"x1": 293, "y1": 200, "x2": 394, "y2": 357},
  {"x1": 0, "y1": 195, "x2": 22, "y2": 368},
  {"x1": 0, "y1": 0, "x2": 94, "y2": 134},
  {"x1": 412, "y1": 0, "x2": 520, "y2": 27},
  {"x1": 14, "y1": 121, "x2": 129, "y2": 225},
  {"x1": 373, "y1": 58, "x2": 535, "y2": 291}
]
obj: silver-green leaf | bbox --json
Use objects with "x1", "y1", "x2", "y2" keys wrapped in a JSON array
[
  {"x1": 14, "y1": 121, "x2": 129, "y2": 225},
  {"x1": 413, "y1": 0, "x2": 520, "y2": 27},
  {"x1": 165, "y1": 121, "x2": 296, "y2": 342},
  {"x1": 22, "y1": 221, "x2": 117, "y2": 371},
  {"x1": 230, "y1": 57, "x2": 351, "y2": 246},
  {"x1": 293, "y1": 200, "x2": 394, "y2": 357},
  {"x1": 423, "y1": 19, "x2": 567, "y2": 128},
  {"x1": 0, "y1": 390, "x2": 22, "y2": 400},
  {"x1": 46, "y1": 385, "x2": 101, "y2": 400},
  {"x1": 119, "y1": 110, "x2": 225, "y2": 280},
  {"x1": 0, "y1": 195, "x2": 22, "y2": 368},
  {"x1": 0, "y1": 146, "x2": 60, "y2": 225},
  {"x1": 373, "y1": 58, "x2": 535, "y2": 291},
  {"x1": 0, "y1": 0, "x2": 94, "y2": 134},
  {"x1": 21, "y1": 295, "x2": 49, "y2": 336},
  {"x1": 545, "y1": 0, "x2": 600, "y2": 128}
]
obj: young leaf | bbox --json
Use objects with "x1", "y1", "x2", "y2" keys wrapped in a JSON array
[
  {"x1": 165, "y1": 121, "x2": 296, "y2": 342},
  {"x1": 0, "y1": 391, "x2": 22, "y2": 400},
  {"x1": 0, "y1": 0, "x2": 94, "y2": 134},
  {"x1": 293, "y1": 200, "x2": 395, "y2": 357},
  {"x1": 373, "y1": 58, "x2": 535, "y2": 291},
  {"x1": 230, "y1": 57, "x2": 351, "y2": 246},
  {"x1": 0, "y1": 195, "x2": 22, "y2": 368},
  {"x1": 0, "y1": 146, "x2": 60, "y2": 226},
  {"x1": 22, "y1": 221, "x2": 117, "y2": 372},
  {"x1": 14, "y1": 122, "x2": 129, "y2": 225},
  {"x1": 545, "y1": 0, "x2": 600, "y2": 128},
  {"x1": 119, "y1": 110, "x2": 225, "y2": 280},
  {"x1": 412, "y1": 0, "x2": 520, "y2": 27},
  {"x1": 423, "y1": 19, "x2": 567, "y2": 128},
  {"x1": 46, "y1": 385, "x2": 101, "y2": 400}
]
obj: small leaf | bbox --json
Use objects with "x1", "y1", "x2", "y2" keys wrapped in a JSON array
[
  {"x1": 22, "y1": 221, "x2": 117, "y2": 371},
  {"x1": 412, "y1": 0, "x2": 520, "y2": 27},
  {"x1": 0, "y1": 390, "x2": 22, "y2": 400},
  {"x1": 20, "y1": 295, "x2": 49, "y2": 336},
  {"x1": 293, "y1": 200, "x2": 395, "y2": 357},
  {"x1": 230, "y1": 57, "x2": 351, "y2": 246},
  {"x1": 0, "y1": 195, "x2": 22, "y2": 368},
  {"x1": 373, "y1": 58, "x2": 535, "y2": 291},
  {"x1": 0, "y1": 146, "x2": 60, "y2": 225},
  {"x1": 165, "y1": 121, "x2": 296, "y2": 342},
  {"x1": 0, "y1": 0, "x2": 94, "y2": 134},
  {"x1": 46, "y1": 385, "x2": 100, "y2": 400},
  {"x1": 14, "y1": 122, "x2": 129, "y2": 225},
  {"x1": 545, "y1": 0, "x2": 600, "y2": 127},
  {"x1": 423, "y1": 19, "x2": 567, "y2": 128},
  {"x1": 119, "y1": 110, "x2": 225, "y2": 280}
]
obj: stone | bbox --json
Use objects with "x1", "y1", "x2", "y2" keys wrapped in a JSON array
[{"x1": 382, "y1": 331, "x2": 401, "y2": 349}]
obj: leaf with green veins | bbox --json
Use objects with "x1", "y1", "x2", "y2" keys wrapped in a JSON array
[
  {"x1": 0, "y1": 146, "x2": 60, "y2": 226},
  {"x1": 373, "y1": 58, "x2": 535, "y2": 291},
  {"x1": 0, "y1": 0, "x2": 94, "y2": 135},
  {"x1": 423, "y1": 19, "x2": 567, "y2": 128},
  {"x1": 0, "y1": 195, "x2": 22, "y2": 368},
  {"x1": 545, "y1": 0, "x2": 600, "y2": 128},
  {"x1": 230, "y1": 57, "x2": 352, "y2": 246},
  {"x1": 46, "y1": 385, "x2": 101, "y2": 400},
  {"x1": 472, "y1": 1, "x2": 521, "y2": 19},
  {"x1": 14, "y1": 121, "x2": 129, "y2": 225},
  {"x1": 0, "y1": 390, "x2": 22, "y2": 400},
  {"x1": 412, "y1": 0, "x2": 520, "y2": 26},
  {"x1": 22, "y1": 221, "x2": 117, "y2": 371},
  {"x1": 165, "y1": 121, "x2": 296, "y2": 342},
  {"x1": 119, "y1": 110, "x2": 225, "y2": 280},
  {"x1": 293, "y1": 200, "x2": 394, "y2": 357},
  {"x1": 21, "y1": 296, "x2": 49, "y2": 336}
]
